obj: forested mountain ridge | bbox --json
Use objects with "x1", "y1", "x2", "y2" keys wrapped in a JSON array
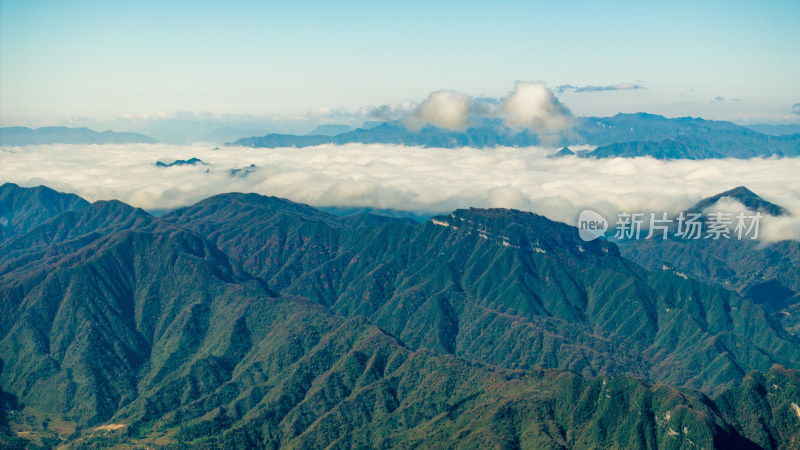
[{"x1": 1, "y1": 183, "x2": 800, "y2": 448}]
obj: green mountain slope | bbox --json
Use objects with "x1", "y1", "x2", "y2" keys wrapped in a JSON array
[
  {"x1": 0, "y1": 183, "x2": 89, "y2": 237},
  {"x1": 3, "y1": 184, "x2": 800, "y2": 449},
  {"x1": 163, "y1": 194, "x2": 800, "y2": 393},
  {"x1": 617, "y1": 187, "x2": 800, "y2": 334}
]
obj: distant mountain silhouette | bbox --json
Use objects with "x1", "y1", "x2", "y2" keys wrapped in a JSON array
[
  {"x1": 549, "y1": 146, "x2": 575, "y2": 158},
  {"x1": 228, "y1": 113, "x2": 800, "y2": 159},
  {"x1": 155, "y1": 157, "x2": 206, "y2": 167},
  {"x1": 306, "y1": 124, "x2": 352, "y2": 136},
  {"x1": 745, "y1": 123, "x2": 800, "y2": 136},
  {"x1": 688, "y1": 186, "x2": 788, "y2": 216},
  {"x1": 0, "y1": 126, "x2": 157, "y2": 145}
]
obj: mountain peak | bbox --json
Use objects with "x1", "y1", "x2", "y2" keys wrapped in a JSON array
[
  {"x1": 689, "y1": 186, "x2": 788, "y2": 216},
  {"x1": 307, "y1": 124, "x2": 352, "y2": 136},
  {"x1": 609, "y1": 112, "x2": 668, "y2": 121},
  {"x1": 163, "y1": 191, "x2": 342, "y2": 229},
  {"x1": 0, "y1": 183, "x2": 90, "y2": 234},
  {"x1": 549, "y1": 147, "x2": 575, "y2": 158}
]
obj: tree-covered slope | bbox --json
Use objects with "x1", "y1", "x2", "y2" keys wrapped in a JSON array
[
  {"x1": 617, "y1": 187, "x2": 800, "y2": 334},
  {"x1": 3, "y1": 184, "x2": 800, "y2": 449},
  {"x1": 163, "y1": 193, "x2": 800, "y2": 392},
  {"x1": 0, "y1": 183, "x2": 89, "y2": 237}
]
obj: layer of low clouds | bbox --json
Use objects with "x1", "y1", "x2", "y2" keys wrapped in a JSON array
[
  {"x1": 793, "y1": 103, "x2": 800, "y2": 116},
  {"x1": 703, "y1": 197, "x2": 800, "y2": 243},
  {"x1": 556, "y1": 82, "x2": 644, "y2": 93},
  {"x1": 2, "y1": 143, "x2": 800, "y2": 243}
]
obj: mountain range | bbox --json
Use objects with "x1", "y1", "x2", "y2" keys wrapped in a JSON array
[
  {"x1": 2, "y1": 183, "x2": 800, "y2": 448},
  {"x1": 745, "y1": 124, "x2": 800, "y2": 136},
  {"x1": 4, "y1": 115, "x2": 800, "y2": 161},
  {"x1": 229, "y1": 113, "x2": 800, "y2": 159},
  {"x1": 0, "y1": 127, "x2": 157, "y2": 146}
]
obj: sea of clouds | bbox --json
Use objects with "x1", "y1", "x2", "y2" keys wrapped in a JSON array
[{"x1": 2, "y1": 142, "x2": 799, "y2": 242}]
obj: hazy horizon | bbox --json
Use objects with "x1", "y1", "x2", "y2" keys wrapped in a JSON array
[{"x1": 2, "y1": 1, "x2": 799, "y2": 130}]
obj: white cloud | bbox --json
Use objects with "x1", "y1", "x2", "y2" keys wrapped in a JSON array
[
  {"x1": 496, "y1": 82, "x2": 574, "y2": 133},
  {"x1": 2, "y1": 143, "x2": 800, "y2": 242},
  {"x1": 700, "y1": 198, "x2": 794, "y2": 242},
  {"x1": 403, "y1": 90, "x2": 484, "y2": 131},
  {"x1": 386, "y1": 82, "x2": 574, "y2": 134}
]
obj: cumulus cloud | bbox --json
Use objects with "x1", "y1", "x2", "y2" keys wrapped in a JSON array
[
  {"x1": 381, "y1": 82, "x2": 574, "y2": 134},
  {"x1": 556, "y1": 82, "x2": 644, "y2": 93},
  {"x1": 2, "y1": 143, "x2": 800, "y2": 243},
  {"x1": 403, "y1": 90, "x2": 485, "y2": 131},
  {"x1": 496, "y1": 82, "x2": 574, "y2": 133}
]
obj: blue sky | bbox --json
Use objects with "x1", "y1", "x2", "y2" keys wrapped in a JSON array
[{"x1": 2, "y1": 0, "x2": 799, "y2": 125}]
